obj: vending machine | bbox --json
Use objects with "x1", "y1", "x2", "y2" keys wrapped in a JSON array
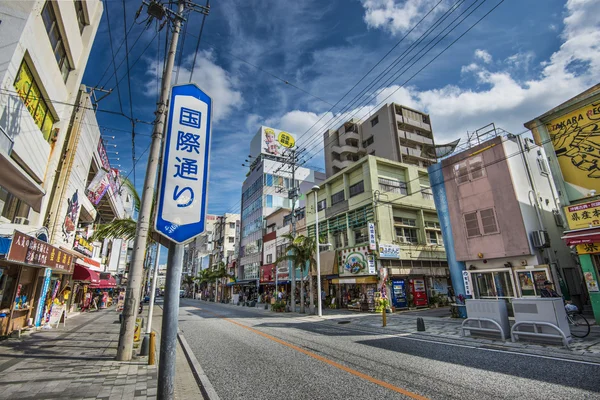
[
  {"x1": 409, "y1": 278, "x2": 428, "y2": 307},
  {"x1": 391, "y1": 280, "x2": 407, "y2": 309}
]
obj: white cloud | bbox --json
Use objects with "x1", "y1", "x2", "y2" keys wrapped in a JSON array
[
  {"x1": 276, "y1": 0, "x2": 600, "y2": 153},
  {"x1": 144, "y1": 51, "x2": 242, "y2": 123},
  {"x1": 361, "y1": 0, "x2": 448, "y2": 36},
  {"x1": 474, "y1": 49, "x2": 492, "y2": 64}
]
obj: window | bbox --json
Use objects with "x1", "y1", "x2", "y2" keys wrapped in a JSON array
[
  {"x1": 354, "y1": 228, "x2": 367, "y2": 244},
  {"x1": 266, "y1": 254, "x2": 272, "y2": 264},
  {"x1": 331, "y1": 190, "x2": 345, "y2": 205},
  {"x1": 229, "y1": 222, "x2": 236, "y2": 229},
  {"x1": 454, "y1": 156, "x2": 485, "y2": 184},
  {"x1": 42, "y1": 2, "x2": 72, "y2": 82},
  {"x1": 334, "y1": 231, "x2": 348, "y2": 248},
  {"x1": 480, "y1": 208, "x2": 498, "y2": 234},
  {"x1": 426, "y1": 230, "x2": 442, "y2": 245},
  {"x1": 394, "y1": 217, "x2": 416, "y2": 227},
  {"x1": 228, "y1": 237, "x2": 235, "y2": 243},
  {"x1": 378, "y1": 178, "x2": 407, "y2": 195},
  {"x1": 0, "y1": 186, "x2": 30, "y2": 223},
  {"x1": 74, "y1": 0, "x2": 88, "y2": 33},
  {"x1": 395, "y1": 227, "x2": 418, "y2": 244},
  {"x1": 265, "y1": 195, "x2": 273, "y2": 208},
  {"x1": 317, "y1": 199, "x2": 326, "y2": 211},
  {"x1": 349, "y1": 181, "x2": 364, "y2": 197},
  {"x1": 464, "y1": 212, "x2": 480, "y2": 237},
  {"x1": 371, "y1": 116, "x2": 379, "y2": 127},
  {"x1": 420, "y1": 176, "x2": 433, "y2": 200},
  {"x1": 425, "y1": 221, "x2": 441, "y2": 229},
  {"x1": 363, "y1": 136, "x2": 374, "y2": 147},
  {"x1": 537, "y1": 158, "x2": 549, "y2": 176},
  {"x1": 472, "y1": 270, "x2": 515, "y2": 298},
  {"x1": 13, "y1": 61, "x2": 55, "y2": 141}
]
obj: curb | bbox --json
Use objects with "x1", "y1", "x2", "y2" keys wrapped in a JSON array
[{"x1": 177, "y1": 331, "x2": 220, "y2": 400}]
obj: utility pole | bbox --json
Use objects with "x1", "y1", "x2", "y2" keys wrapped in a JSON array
[
  {"x1": 283, "y1": 149, "x2": 300, "y2": 312},
  {"x1": 116, "y1": 0, "x2": 186, "y2": 362}
]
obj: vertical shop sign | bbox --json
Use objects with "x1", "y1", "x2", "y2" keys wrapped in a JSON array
[
  {"x1": 368, "y1": 223, "x2": 376, "y2": 250},
  {"x1": 34, "y1": 268, "x2": 52, "y2": 327},
  {"x1": 462, "y1": 270, "x2": 472, "y2": 296}
]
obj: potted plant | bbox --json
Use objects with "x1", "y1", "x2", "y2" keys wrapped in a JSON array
[{"x1": 272, "y1": 300, "x2": 285, "y2": 312}]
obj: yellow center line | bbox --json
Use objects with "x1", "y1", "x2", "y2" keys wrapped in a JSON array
[{"x1": 191, "y1": 306, "x2": 428, "y2": 400}]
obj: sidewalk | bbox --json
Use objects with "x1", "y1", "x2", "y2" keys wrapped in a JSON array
[
  {"x1": 0, "y1": 304, "x2": 203, "y2": 400},
  {"x1": 219, "y1": 299, "x2": 600, "y2": 361}
]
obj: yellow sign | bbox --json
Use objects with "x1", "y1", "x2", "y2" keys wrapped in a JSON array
[
  {"x1": 564, "y1": 200, "x2": 600, "y2": 229},
  {"x1": 134, "y1": 317, "x2": 143, "y2": 342},
  {"x1": 546, "y1": 102, "x2": 600, "y2": 196},
  {"x1": 277, "y1": 131, "x2": 295, "y2": 148},
  {"x1": 577, "y1": 243, "x2": 600, "y2": 255}
]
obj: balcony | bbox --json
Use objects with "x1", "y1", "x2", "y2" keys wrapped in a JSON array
[
  {"x1": 325, "y1": 199, "x2": 349, "y2": 219},
  {"x1": 343, "y1": 129, "x2": 360, "y2": 141},
  {"x1": 332, "y1": 159, "x2": 355, "y2": 170},
  {"x1": 331, "y1": 144, "x2": 359, "y2": 155},
  {"x1": 398, "y1": 129, "x2": 433, "y2": 145},
  {"x1": 396, "y1": 115, "x2": 432, "y2": 132}
]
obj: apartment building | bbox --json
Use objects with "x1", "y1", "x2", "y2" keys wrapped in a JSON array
[
  {"x1": 430, "y1": 133, "x2": 579, "y2": 308},
  {"x1": 185, "y1": 214, "x2": 219, "y2": 276},
  {"x1": 323, "y1": 104, "x2": 435, "y2": 177},
  {"x1": 212, "y1": 213, "x2": 240, "y2": 267},
  {"x1": 306, "y1": 155, "x2": 447, "y2": 310},
  {"x1": 0, "y1": 0, "x2": 103, "y2": 228},
  {"x1": 238, "y1": 126, "x2": 324, "y2": 284}
]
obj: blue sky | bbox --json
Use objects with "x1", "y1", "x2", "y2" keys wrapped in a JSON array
[{"x1": 84, "y1": 0, "x2": 600, "y2": 221}]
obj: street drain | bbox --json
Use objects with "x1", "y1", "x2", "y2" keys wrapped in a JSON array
[{"x1": 337, "y1": 320, "x2": 351, "y2": 324}]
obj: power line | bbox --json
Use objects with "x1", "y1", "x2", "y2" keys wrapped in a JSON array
[
  {"x1": 104, "y1": 0, "x2": 124, "y2": 115},
  {"x1": 188, "y1": 0, "x2": 210, "y2": 83},
  {"x1": 122, "y1": 0, "x2": 136, "y2": 185}
]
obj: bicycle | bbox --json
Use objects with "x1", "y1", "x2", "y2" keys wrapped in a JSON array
[{"x1": 567, "y1": 310, "x2": 590, "y2": 338}]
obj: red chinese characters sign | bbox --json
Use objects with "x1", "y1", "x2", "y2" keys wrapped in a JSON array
[{"x1": 7, "y1": 231, "x2": 74, "y2": 274}]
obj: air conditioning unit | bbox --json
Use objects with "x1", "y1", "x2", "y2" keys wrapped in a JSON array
[
  {"x1": 531, "y1": 230, "x2": 550, "y2": 248},
  {"x1": 397, "y1": 237, "x2": 407, "y2": 243},
  {"x1": 13, "y1": 217, "x2": 29, "y2": 225}
]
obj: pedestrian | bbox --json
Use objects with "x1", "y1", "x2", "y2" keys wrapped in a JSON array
[{"x1": 540, "y1": 281, "x2": 560, "y2": 298}]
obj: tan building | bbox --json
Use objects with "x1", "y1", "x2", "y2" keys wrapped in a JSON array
[{"x1": 323, "y1": 104, "x2": 435, "y2": 177}]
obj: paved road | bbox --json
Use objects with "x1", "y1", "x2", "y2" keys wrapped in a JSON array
[{"x1": 178, "y1": 299, "x2": 600, "y2": 400}]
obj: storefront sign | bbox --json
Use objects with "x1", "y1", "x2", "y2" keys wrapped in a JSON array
[
  {"x1": 367, "y1": 256, "x2": 376, "y2": 274},
  {"x1": 462, "y1": 270, "x2": 472, "y2": 296},
  {"x1": 546, "y1": 103, "x2": 600, "y2": 201},
  {"x1": 48, "y1": 304, "x2": 65, "y2": 327},
  {"x1": 7, "y1": 231, "x2": 74, "y2": 274},
  {"x1": 368, "y1": 223, "x2": 376, "y2": 250},
  {"x1": 338, "y1": 246, "x2": 377, "y2": 277},
  {"x1": 564, "y1": 200, "x2": 600, "y2": 230},
  {"x1": 34, "y1": 268, "x2": 52, "y2": 327},
  {"x1": 378, "y1": 243, "x2": 400, "y2": 259},
  {"x1": 73, "y1": 234, "x2": 93, "y2": 257},
  {"x1": 577, "y1": 243, "x2": 600, "y2": 255}
]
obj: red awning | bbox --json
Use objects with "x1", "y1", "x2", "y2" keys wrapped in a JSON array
[
  {"x1": 73, "y1": 264, "x2": 101, "y2": 285},
  {"x1": 97, "y1": 275, "x2": 117, "y2": 289},
  {"x1": 562, "y1": 228, "x2": 600, "y2": 246}
]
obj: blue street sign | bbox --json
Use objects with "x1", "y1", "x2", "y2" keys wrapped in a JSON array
[{"x1": 155, "y1": 84, "x2": 212, "y2": 243}]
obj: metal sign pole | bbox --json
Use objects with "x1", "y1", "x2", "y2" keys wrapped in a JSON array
[{"x1": 158, "y1": 242, "x2": 184, "y2": 399}]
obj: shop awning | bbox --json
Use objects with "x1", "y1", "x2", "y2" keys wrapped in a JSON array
[
  {"x1": 228, "y1": 279, "x2": 258, "y2": 286},
  {"x1": 73, "y1": 264, "x2": 101, "y2": 286},
  {"x1": 0, "y1": 150, "x2": 45, "y2": 211},
  {"x1": 75, "y1": 257, "x2": 102, "y2": 271},
  {"x1": 561, "y1": 227, "x2": 600, "y2": 246},
  {"x1": 97, "y1": 275, "x2": 117, "y2": 289},
  {"x1": 260, "y1": 280, "x2": 290, "y2": 285},
  {"x1": 311, "y1": 250, "x2": 337, "y2": 276}
]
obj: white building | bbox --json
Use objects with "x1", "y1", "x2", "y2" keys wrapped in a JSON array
[
  {"x1": 212, "y1": 213, "x2": 240, "y2": 267},
  {"x1": 0, "y1": 0, "x2": 103, "y2": 229}
]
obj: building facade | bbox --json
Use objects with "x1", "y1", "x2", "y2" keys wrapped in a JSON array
[
  {"x1": 307, "y1": 155, "x2": 448, "y2": 311},
  {"x1": 525, "y1": 84, "x2": 600, "y2": 322},
  {"x1": 323, "y1": 103, "x2": 435, "y2": 177},
  {"x1": 430, "y1": 132, "x2": 579, "y2": 310}
]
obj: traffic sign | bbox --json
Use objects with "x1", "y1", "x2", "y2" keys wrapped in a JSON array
[{"x1": 155, "y1": 84, "x2": 212, "y2": 243}]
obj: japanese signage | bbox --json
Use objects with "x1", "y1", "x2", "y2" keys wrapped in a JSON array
[
  {"x1": 378, "y1": 243, "x2": 400, "y2": 259},
  {"x1": 261, "y1": 126, "x2": 295, "y2": 156},
  {"x1": 97, "y1": 139, "x2": 111, "y2": 171},
  {"x1": 338, "y1": 246, "x2": 377, "y2": 276},
  {"x1": 546, "y1": 103, "x2": 599, "y2": 201},
  {"x1": 7, "y1": 231, "x2": 74, "y2": 274},
  {"x1": 155, "y1": 84, "x2": 212, "y2": 244},
  {"x1": 73, "y1": 234, "x2": 93, "y2": 257},
  {"x1": 564, "y1": 200, "x2": 600, "y2": 230},
  {"x1": 584, "y1": 272, "x2": 599, "y2": 292},
  {"x1": 462, "y1": 270, "x2": 472, "y2": 296},
  {"x1": 368, "y1": 222, "x2": 376, "y2": 250},
  {"x1": 577, "y1": 243, "x2": 600, "y2": 255},
  {"x1": 34, "y1": 268, "x2": 52, "y2": 327}
]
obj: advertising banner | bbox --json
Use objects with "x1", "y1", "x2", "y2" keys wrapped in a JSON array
[
  {"x1": 338, "y1": 246, "x2": 377, "y2": 277},
  {"x1": 86, "y1": 170, "x2": 110, "y2": 205},
  {"x1": 564, "y1": 200, "x2": 600, "y2": 230},
  {"x1": 378, "y1": 243, "x2": 400, "y2": 259},
  {"x1": 7, "y1": 231, "x2": 74, "y2": 274},
  {"x1": 368, "y1": 223, "x2": 376, "y2": 250},
  {"x1": 254, "y1": 126, "x2": 296, "y2": 157},
  {"x1": 546, "y1": 103, "x2": 600, "y2": 200},
  {"x1": 34, "y1": 268, "x2": 52, "y2": 327}
]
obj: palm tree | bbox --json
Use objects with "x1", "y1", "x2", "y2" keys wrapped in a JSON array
[
  {"x1": 212, "y1": 262, "x2": 229, "y2": 302},
  {"x1": 277, "y1": 233, "x2": 317, "y2": 314},
  {"x1": 182, "y1": 275, "x2": 195, "y2": 297}
]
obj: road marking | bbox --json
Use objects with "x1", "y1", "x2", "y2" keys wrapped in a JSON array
[{"x1": 190, "y1": 306, "x2": 428, "y2": 400}]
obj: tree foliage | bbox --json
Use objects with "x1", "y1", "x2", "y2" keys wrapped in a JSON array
[{"x1": 276, "y1": 233, "x2": 317, "y2": 313}]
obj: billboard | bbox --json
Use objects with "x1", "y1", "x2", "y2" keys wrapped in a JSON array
[
  {"x1": 546, "y1": 102, "x2": 600, "y2": 199},
  {"x1": 251, "y1": 126, "x2": 296, "y2": 157}
]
